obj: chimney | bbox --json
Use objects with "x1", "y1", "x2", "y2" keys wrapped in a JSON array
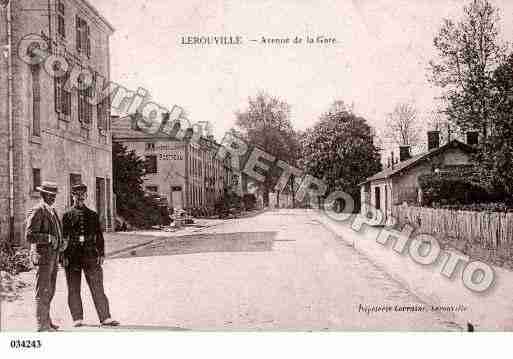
[
  {"x1": 399, "y1": 146, "x2": 411, "y2": 162},
  {"x1": 466, "y1": 131, "x2": 479, "y2": 146},
  {"x1": 427, "y1": 131, "x2": 440, "y2": 151}
]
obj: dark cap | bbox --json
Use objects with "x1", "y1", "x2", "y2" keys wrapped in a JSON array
[{"x1": 71, "y1": 183, "x2": 88, "y2": 194}]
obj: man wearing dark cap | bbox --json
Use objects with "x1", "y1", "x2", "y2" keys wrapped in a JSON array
[
  {"x1": 26, "y1": 181, "x2": 66, "y2": 332},
  {"x1": 61, "y1": 183, "x2": 119, "y2": 328}
]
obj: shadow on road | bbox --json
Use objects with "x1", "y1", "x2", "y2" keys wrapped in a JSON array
[{"x1": 111, "y1": 231, "x2": 278, "y2": 259}]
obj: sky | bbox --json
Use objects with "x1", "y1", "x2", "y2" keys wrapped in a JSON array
[{"x1": 92, "y1": 0, "x2": 513, "y2": 149}]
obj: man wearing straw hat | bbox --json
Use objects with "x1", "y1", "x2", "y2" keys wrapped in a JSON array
[
  {"x1": 26, "y1": 181, "x2": 67, "y2": 332},
  {"x1": 61, "y1": 183, "x2": 119, "y2": 328}
]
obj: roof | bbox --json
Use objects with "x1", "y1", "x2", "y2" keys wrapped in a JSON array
[
  {"x1": 360, "y1": 140, "x2": 475, "y2": 185},
  {"x1": 111, "y1": 115, "x2": 220, "y2": 147},
  {"x1": 81, "y1": 0, "x2": 115, "y2": 33},
  {"x1": 111, "y1": 115, "x2": 156, "y2": 140}
]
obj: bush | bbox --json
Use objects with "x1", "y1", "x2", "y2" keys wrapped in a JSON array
[
  {"x1": 0, "y1": 247, "x2": 32, "y2": 275},
  {"x1": 243, "y1": 194, "x2": 257, "y2": 210},
  {"x1": 419, "y1": 169, "x2": 492, "y2": 206}
]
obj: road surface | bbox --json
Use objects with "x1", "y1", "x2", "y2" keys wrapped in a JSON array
[{"x1": 1, "y1": 209, "x2": 460, "y2": 331}]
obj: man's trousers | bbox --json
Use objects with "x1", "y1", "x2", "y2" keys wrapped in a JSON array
[
  {"x1": 64, "y1": 257, "x2": 111, "y2": 323},
  {"x1": 34, "y1": 249, "x2": 59, "y2": 330}
]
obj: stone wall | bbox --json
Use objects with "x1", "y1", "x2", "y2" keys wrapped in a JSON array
[{"x1": 0, "y1": 5, "x2": 10, "y2": 242}]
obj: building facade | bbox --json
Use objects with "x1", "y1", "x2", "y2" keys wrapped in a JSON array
[
  {"x1": 0, "y1": 0, "x2": 115, "y2": 244},
  {"x1": 112, "y1": 115, "x2": 235, "y2": 214}
]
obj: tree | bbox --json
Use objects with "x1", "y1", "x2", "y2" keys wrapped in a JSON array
[
  {"x1": 385, "y1": 102, "x2": 420, "y2": 148},
  {"x1": 429, "y1": 0, "x2": 506, "y2": 138},
  {"x1": 112, "y1": 142, "x2": 162, "y2": 228},
  {"x1": 474, "y1": 53, "x2": 513, "y2": 200},
  {"x1": 301, "y1": 102, "x2": 382, "y2": 212},
  {"x1": 234, "y1": 92, "x2": 300, "y2": 206}
]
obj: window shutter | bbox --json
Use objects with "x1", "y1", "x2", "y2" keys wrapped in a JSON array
[
  {"x1": 86, "y1": 24, "x2": 91, "y2": 57},
  {"x1": 76, "y1": 15, "x2": 80, "y2": 52},
  {"x1": 57, "y1": 1, "x2": 66, "y2": 38},
  {"x1": 65, "y1": 87, "x2": 71, "y2": 116},
  {"x1": 54, "y1": 78, "x2": 60, "y2": 113}
]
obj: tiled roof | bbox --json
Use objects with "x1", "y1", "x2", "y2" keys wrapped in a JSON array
[
  {"x1": 111, "y1": 116, "x2": 154, "y2": 139},
  {"x1": 111, "y1": 115, "x2": 221, "y2": 148},
  {"x1": 361, "y1": 140, "x2": 475, "y2": 184}
]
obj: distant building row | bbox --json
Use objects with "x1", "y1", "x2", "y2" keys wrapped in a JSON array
[{"x1": 112, "y1": 114, "x2": 239, "y2": 213}]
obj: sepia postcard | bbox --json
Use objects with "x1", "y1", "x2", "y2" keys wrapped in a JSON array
[{"x1": 1, "y1": 1, "x2": 513, "y2": 351}]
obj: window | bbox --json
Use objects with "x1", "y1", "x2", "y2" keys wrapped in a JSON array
[
  {"x1": 57, "y1": 1, "x2": 66, "y2": 38},
  {"x1": 97, "y1": 96, "x2": 110, "y2": 130},
  {"x1": 78, "y1": 74, "x2": 93, "y2": 125},
  {"x1": 32, "y1": 169, "x2": 41, "y2": 192},
  {"x1": 145, "y1": 142, "x2": 156, "y2": 151},
  {"x1": 146, "y1": 186, "x2": 158, "y2": 193},
  {"x1": 31, "y1": 66, "x2": 41, "y2": 137},
  {"x1": 95, "y1": 73, "x2": 110, "y2": 130},
  {"x1": 145, "y1": 155, "x2": 157, "y2": 174},
  {"x1": 55, "y1": 68, "x2": 71, "y2": 117},
  {"x1": 76, "y1": 16, "x2": 91, "y2": 57},
  {"x1": 70, "y1": 173, "x2": 82, "y2": 205},
  {"x1": 106, "y1": 178, "x2": 112, "y2": 229}
]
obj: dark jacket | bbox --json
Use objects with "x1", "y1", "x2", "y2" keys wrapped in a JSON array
[
  {"x1": 26, "y1": 202, "x2": 63, "y2": 246},
  {"x1": 26, "y1": 202, "x2": 64, "y2": 265},
  {"x1": 62, "y1": 206, "x2": 105, "y2": 260}
]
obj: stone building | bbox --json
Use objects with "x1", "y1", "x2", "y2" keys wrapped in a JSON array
[
  {"x1": 360, "y1": 132, "x2": 476, "y2": 223},
  {"x1": 0, "y1": 0, "x2": 115, "y2": 244},
  {"x1": 112, "y1": 115, "x2": 235, "y2": 214}
]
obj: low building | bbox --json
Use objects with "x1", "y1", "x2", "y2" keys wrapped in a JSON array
[
  {"x1": 0, "y1": 0, "x2": 115, "y2": 244},
  {"x1": 360, "y1": 132, "x2": 476, "y2": 223},
  {"x1": 112, "y1": 114, "x2": 234, "y2": 214}
]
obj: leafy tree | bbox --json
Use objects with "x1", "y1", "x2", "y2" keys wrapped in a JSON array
[
  {"x1": 474, "y1": 53, "x2": 513, "y2": 201},
  {"x1": 112, "y1": 142, "x2": 162, "y2": 228},
  {"x1": 300, "y1": 102, "x2": 382, "y2": 211},
  {"x1": 429, "y1": 0, "x2": 506, "y2": 138},
  {"x1": 234, "y1": 92, "x2": 300, "y2": 206}
]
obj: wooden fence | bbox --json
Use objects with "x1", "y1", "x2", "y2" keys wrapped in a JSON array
[{"x1": 392, "y1": 205, "x2": 513, "y2": 249}]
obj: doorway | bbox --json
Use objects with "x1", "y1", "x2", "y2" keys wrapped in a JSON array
[
  {"x1": 96, "y1": 177, "x2": 106, "y2": 228},
  {"x1": 171, "y1": 186, "x2": 183, "y2": 211},
  {"x1": 375, "y1": 186, "x2": 381, "y2": 211},
  {"x1": 69, "y1": 173, "x2": 82, "y2": 207}
]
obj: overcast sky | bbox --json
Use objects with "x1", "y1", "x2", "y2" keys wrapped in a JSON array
[{"x1": 93, "y1": 0, "x2": 513, "y2": 147}]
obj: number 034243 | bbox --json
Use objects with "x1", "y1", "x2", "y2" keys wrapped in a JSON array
[{"x1": 10, "y1": 339, "x2": 42, "y2": 349}]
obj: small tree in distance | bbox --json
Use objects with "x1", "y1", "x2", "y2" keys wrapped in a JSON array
[{"x1": 112, "y1": 142, "x2": 162, "y2": 229}]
